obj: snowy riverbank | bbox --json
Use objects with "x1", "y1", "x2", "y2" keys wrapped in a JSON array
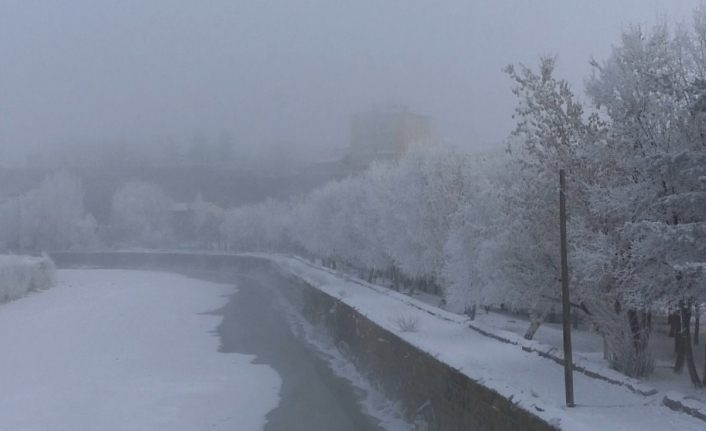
[
  {"x1": 268, "y1": 254, "x2": 706, "y2": 431},
  {"x1": 0, "y1": 269, "x2": 281, "y2": 431}
]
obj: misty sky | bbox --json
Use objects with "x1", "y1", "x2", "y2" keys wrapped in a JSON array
[{"x1": 0, "y1": 0, "x2": 702, "y2": 163}]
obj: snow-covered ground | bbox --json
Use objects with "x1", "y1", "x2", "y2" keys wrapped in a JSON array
[
  {"x1": 403, "y1": 289, "x2": 706, "y2": 404},
  {"x1": 397, "y1": 275, "x2": 706, "y2": 404},
  {"x1": 269, "y1": 254, "x2": 706, "y2": 431},
  {"x1": 468, "y1": 309, "x2": 706, "y2": 402},
  {"x1": 0, "y1": 269, "x2": 281, "y2": 431}
]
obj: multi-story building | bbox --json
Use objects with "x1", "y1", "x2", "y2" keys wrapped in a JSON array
[{"x1": 347, "y1": 106, "x2": 433, "y2": 167}]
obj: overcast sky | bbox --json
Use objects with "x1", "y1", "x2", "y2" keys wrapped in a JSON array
[{"x1": 0, "y1": 0, "x2": 702, "y2": 163}]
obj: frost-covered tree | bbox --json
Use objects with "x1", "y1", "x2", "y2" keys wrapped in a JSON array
[
  {"x1": 192, "y1": 194, "x2": 224, "y2": 249},
  {"x1": 14, "y1": 172, "x2": 97, "y2": 251},
  {"x1": 500, "y1": 57, "x2": 604, "y2": 339},
  {"x1": 337, "y1": 164, "x2": 395, "y2": 274},
  {"x1": 110, "y1": 181, "x2": 174, "y2": 248},
  {"x1": 585, "y1": 13, "x2": 706, "y2": 381},
  {"x1": 442, "y1": 152, "x2": 508, "y2": 316},
  {"x1": 373, "y1": 148, "x2": 469, "y2": 292},
  {"x1": 221, "y1": 198, "x2": 293, "y2": 252},
  {"x1": 221, "y1": 146, "x2": 476, "y2": 294}
]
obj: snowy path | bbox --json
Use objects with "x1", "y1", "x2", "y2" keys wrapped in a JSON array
[
  {"x1": 271, "y1": 255, "x2": 706, "y2": 431},
  {"x1": 0, "y1": 269, "x2": 281, "y2": 431}
]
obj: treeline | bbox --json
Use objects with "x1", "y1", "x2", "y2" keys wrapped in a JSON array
[{"x1": 0, "y1": 173, "x2": 222, "y2": 251}]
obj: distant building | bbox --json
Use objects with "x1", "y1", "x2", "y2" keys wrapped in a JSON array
[{"x1": 346, "y1": 106, "x2": 433, "y2": 167}]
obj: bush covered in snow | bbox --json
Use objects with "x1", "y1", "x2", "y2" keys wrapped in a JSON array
[
  {"x1": 389, "y1": 314, "x2": 420, "y2": 333},
  {"x1": 0, "y1": 254, "x2": 55, "y2": 302}
]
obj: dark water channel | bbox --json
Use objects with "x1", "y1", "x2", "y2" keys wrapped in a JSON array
[{"x1": 208, "y1": 267, "x2": 385, "y2": 431}]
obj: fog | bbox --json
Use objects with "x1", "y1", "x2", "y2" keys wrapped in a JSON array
[
  {"x1": 0, "y1": 0, "x2": 700, "y2": 165},
  {"x1": 3, "y1": 3, "x2": 706, "y2": 430}
]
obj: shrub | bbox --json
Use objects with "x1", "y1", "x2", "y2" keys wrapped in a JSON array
[{"x1": 390, "y1": 314, "x2": 421, "y2": 333}]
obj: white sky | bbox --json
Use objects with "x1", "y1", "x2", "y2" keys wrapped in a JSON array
[{"x1": 0, "y1": 0, "x2": 703, "y2": 162}]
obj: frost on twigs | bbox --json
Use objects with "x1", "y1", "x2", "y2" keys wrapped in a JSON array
[{"x1": 390, "y1": 314, "x2": 421, "y2": 333}]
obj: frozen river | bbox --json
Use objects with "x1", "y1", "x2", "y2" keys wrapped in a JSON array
[{"x1": 0, "y1": 265, "x2": 387, "y2": 430}]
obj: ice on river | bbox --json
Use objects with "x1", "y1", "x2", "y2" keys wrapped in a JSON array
[{"x1": 0, "y1": 269, "x2": 281, "y2": 431}]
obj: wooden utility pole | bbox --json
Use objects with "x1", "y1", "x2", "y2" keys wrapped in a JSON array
[{"x1": 559, "y1": 169, "x2": 575, "y2": 407}]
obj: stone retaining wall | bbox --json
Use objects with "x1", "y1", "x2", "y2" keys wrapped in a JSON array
[{"x1": 281, "y1": 267, "x2": 558, "y2": 431}]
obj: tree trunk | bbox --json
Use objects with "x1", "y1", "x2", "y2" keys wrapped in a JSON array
[
  {"x1": 627, "y1": 309, "x2": 652, "y2": 353},
  {"x1": 703, "y1": 342, "x2": 706, "y2": 387},
  {"x1": 675, "y1": 306, "x2": 685, "y2": 373},
  {"x1": 627, "y1": 310, "x2": 641, "y2": 352},
  {"x1": 524, "y1": 320, "x2": 541, "y2": 340},
  {"x1": 465, "y1": 304, "x2": 477, "y2": 321},
  {"x1": 524, "y1": 309, "x2": 546, "y2": 340},
  {"x1": 672, "y1": 311, "x2": 682, "y2": 353},
  {"x1": 685, "y1": 338, "x2": 703, "y2": 388},
  {"x1": 680, "y1": 304, "x2": 703, "y2": 388},
  {"x1": 694, "y1": 303, "x2": 700, "y2": 346}
]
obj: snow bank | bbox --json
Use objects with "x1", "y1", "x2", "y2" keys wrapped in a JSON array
[{"x1": 0, "y1": 254, "x2": 55, "y2": 302}]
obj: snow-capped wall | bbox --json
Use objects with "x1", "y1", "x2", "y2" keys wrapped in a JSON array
[
  {"x1": 0, "y1": 254, "x2": 55, "y2": 302},
  {"x1": 281, "y1": 268, "x2": 558, "y2": 430}
]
